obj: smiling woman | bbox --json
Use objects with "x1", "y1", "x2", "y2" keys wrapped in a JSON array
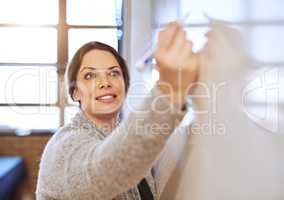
[
  {"x1": 36, "y1": 21, "x2": 199, "y2": 200},
  {"x1": 66, "y1": 41, "x2": 129, "y2": 133}
]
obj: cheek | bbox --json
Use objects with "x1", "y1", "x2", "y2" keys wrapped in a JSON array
[
  {"x1": 78, "y1": 83, "x2": 96, "y2": 100},
  {"x1": 117, "y1": 79, "x2": 126, "y2": 95},
  {"x1": 111, "y1": 77, "x2": 125, "y2": 91}
]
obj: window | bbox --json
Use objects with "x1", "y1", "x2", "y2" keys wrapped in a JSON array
[
  {"x1": 180, "y1": 0, "x2": 246, "y2": 23},
  {"x1": 0, "y1": 27, "x2": 57, "y2": 63},
  {"x1": 68, "y1": 28, "x2": 119, "y2": 60},
  {"x1": 0, "y1": 66, "x2": 58, "y2": 104},
  {"x1": 0, "y1": 0, "x2": 58, "y2": 25},
  {"x1": 0, "y1": 0, "x2": 123, "y2": 133}
]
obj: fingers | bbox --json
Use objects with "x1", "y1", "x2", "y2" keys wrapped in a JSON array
[
  {"x1": 157, "y1": 21, "x2": 181, "y2": 51},
  {"x1": 206, "y1": 25, "x2": 242, "y2": 50},
  {"x1": 202, "y1": 25, "x2": 242, "y2": 63},
  {"x1": 155, "y1": 20, "x2": 198, "y2": 72},
  {"x1": 158, "y1": 21, "x2": 194, "y2": 61},
  {"x1": 155, "y1": 22, "x2": 200, "y2": 99},
  {"x1": 170, "y1": 28, "x2": 187, "y2": 55},
  {"x1": 180, "y1": 40, "x2": 193, "y2": 60}
]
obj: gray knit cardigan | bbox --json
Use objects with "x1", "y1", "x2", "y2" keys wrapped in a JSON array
[{"x1": 36, "y1": 85, "x2": 189, "y2": 200}]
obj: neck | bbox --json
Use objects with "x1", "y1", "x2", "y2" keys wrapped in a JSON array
[{"x1": 83, "y1": 111, "x2": 119, "y2": 134}]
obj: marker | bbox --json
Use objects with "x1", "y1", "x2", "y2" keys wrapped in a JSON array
[{"x1": 135, "y1": 12, "x2": 191, "y2": 72}]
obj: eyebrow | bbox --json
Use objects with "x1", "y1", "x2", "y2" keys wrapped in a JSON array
[{"x1": 79, "y1": 66, "x2": 120, "y2": 73}]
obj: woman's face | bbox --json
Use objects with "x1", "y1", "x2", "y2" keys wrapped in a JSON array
[{"x1": 73, "y1": 49, "x2": 126, "y2": 116}]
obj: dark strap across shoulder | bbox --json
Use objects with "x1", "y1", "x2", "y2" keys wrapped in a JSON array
[{"x1": 137, "y1": 178, "x2": 154, "y2": 200}]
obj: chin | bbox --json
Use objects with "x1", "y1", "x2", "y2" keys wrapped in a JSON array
[
  {"x1": 84, "y1": 97, "x2": 124, "y2": 116},
  {"x1": 91, "y1": 110, "x2": 119, "y2": 117},
  {"x1": 92, "y1": 105, "x2": 121, "y2": 115},
  {"x1": 95, "y1": 101, "x2": 123, "y2": 114}
]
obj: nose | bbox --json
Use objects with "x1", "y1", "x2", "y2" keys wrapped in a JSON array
[{"x1": 97, "y1": 75, "x2": 112, "y2": 89}]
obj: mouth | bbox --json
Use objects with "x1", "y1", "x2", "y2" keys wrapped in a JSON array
[{"x1": 95, "y1": 93, "x2": 117, "y2": 103}]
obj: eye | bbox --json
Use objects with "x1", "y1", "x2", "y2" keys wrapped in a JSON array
[
  {"x1": 109, "y1": 69, "x2": 121, "y2": 77},
  {"x1": 84, "y1": 72, "x2": 96, "y2": 80}
]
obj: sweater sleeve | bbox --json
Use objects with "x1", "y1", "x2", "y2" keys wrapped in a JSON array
[{"x1": 60, "y1": 85, "x2": 187, "y2": 199}]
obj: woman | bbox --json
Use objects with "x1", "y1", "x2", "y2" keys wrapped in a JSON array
[{"x1": 36, "y1": 21, "x2": 199, "y2": 200}]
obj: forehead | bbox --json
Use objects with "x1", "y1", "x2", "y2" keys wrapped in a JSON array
[{"x1": 80, "y1": 49, "x2": 120, "y2": 70}]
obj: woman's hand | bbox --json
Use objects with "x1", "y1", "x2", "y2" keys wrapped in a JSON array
[{"x1": 154, "y1": 21, "x2": 199, "y2": 110}]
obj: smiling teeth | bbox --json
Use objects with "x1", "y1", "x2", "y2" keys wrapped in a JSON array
[{"x1": 97, "y1": 95, "x2": 114, "y2": 100}]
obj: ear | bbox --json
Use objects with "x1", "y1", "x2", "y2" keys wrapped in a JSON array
[{"x1": 72, "y1": 87, "x2": 81, "y2": 102}]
